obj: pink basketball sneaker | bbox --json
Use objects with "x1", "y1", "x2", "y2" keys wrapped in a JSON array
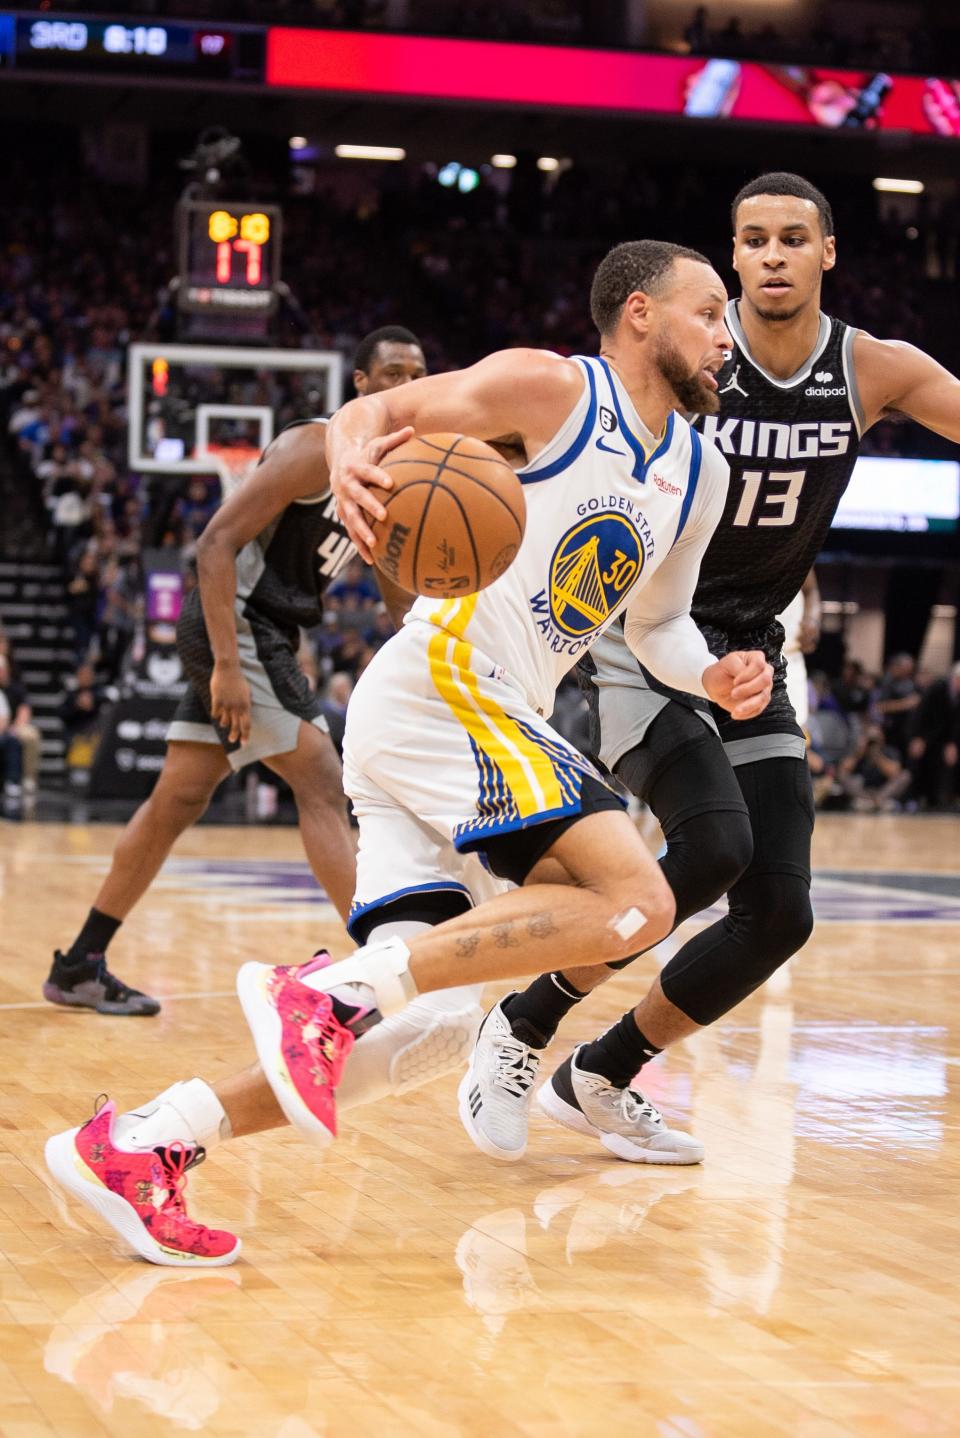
[
  {"x1": 236, "y1": 956, "x2": 357, "y2": 1145},
  {"x1": 44, "y1": 1099, "x2": 240, "y2": 1267}
]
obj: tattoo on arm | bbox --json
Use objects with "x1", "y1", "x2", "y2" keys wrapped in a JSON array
[
  {"x1": 492, "y1": 922, "x2": 520, "y2": 949},
  {"x1": 527, "y1": 912, "x2": 559, "y2": 940},
  {"x1": 455, "y1": 933, "x2": 481, "y2": 958}
]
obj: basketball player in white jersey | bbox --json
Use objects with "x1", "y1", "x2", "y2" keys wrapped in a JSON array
[
  {"x1": 232, "y1": 242, "x2": 774, "y2": 1149},
  {"x1": 44, "y1": 240, "x2": 775, "y2": 1265}
]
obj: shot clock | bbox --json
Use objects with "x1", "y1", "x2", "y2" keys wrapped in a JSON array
[{"x1": 176, "y1": 200, "x2": 282, "y2": 317}]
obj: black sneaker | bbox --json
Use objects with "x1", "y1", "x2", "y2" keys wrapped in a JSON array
[{"x1": 43, "y1": 951, "x2": 161, "y2": 1016}]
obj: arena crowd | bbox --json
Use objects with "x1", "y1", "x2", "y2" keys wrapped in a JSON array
[{"x1": 0, "y1": 144, "x2": 957, "y2": 811}]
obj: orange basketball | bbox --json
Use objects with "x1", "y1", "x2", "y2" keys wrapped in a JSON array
[{"x1": 370, "y1": 433, "x2": 525, "y2": 597}]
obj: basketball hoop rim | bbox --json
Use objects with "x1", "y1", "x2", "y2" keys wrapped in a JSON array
[{"x1": 196, "y1": 442, "x2": 262, "y2": 489}]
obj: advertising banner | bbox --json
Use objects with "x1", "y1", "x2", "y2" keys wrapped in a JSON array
[{"x1": 267, "y1": 29, "x2": 960, "y2": 138}]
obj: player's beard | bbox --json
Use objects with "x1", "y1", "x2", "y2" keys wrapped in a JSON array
[{"x1": 654, "y1": 335, "x2": 720, "y2": 414}]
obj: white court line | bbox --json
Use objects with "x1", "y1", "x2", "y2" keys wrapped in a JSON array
[{"x1": 0, "y1": 990, "x2": 236, "y2": 1010}]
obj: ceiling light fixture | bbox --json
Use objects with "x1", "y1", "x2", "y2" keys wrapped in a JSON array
[
  {"x1": 872, "y1": 177, "x2": 924, "y2": 194},
  {"x1": 334, "y1": 144, "x2": 407, "y2": 161}
]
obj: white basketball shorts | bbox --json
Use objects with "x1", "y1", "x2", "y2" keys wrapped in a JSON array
[{"x1": 342, "y1": 619, "x2": 618, "y2": 937}]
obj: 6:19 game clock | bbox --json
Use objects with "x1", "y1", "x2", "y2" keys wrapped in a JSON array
[{"x1": 177, "y1": 199, "x2": 282, "y2": 315}]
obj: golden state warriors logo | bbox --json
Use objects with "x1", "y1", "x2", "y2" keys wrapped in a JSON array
[{"x1": 549, "y1": 515, "x2": 644, "y2": 637}]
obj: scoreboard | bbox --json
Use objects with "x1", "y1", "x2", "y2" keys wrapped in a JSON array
[
  {"x1": 176, "y1": 200, "x2": 282, "y2": 318},
  {"x1": 5, "y1": 15, "x2": 265, "y2": 81}
]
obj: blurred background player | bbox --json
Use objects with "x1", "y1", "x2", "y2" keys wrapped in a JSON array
[
  {"x1": 45, "y1": 326, "x2": 426, "y2": 1016},
  {"x1": 470, "y1": 172, "x2": 960, "y2": 1161}
]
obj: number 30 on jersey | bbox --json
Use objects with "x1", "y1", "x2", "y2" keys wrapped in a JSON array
[{"x1": 732, "y1": 469, "x2": 806, "y2": 527}]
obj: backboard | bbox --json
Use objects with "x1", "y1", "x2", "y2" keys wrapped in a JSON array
[{"x1": 126, "y1": 341, "x2": 344, "y2": 475}]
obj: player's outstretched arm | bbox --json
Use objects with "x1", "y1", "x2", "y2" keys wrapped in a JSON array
[
  {"x1": 857, "y1": 332, "x2": 960, "y2": 440},
  {"x1": 325, "y1": 349, "x2": 583, "y2": 560},
  {"x1": 196, "y1": 422, "x2": 331, "y2": 745},
  {"x1": 621, "y1": 441, "x2": 773, "y2": 718}
]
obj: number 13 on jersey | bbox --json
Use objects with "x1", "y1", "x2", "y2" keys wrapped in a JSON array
[{"x1": 732, "y1": 469, "x2": 806, "y2": 527}]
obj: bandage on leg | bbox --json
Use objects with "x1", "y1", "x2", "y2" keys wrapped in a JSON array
[
  {"x1": 300, "y1": 936, "x2": 416, "y2": 1017},
  {"x1": 610, "y1": 907, "x2": 647, "y2": 944}
]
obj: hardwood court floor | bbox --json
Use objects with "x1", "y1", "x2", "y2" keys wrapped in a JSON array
[{"x1": 1, "y1": 814, "x2": 958, "y2": 1438}]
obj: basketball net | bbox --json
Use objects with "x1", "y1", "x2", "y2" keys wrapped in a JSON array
[{"x1": 197, "y1": 442, "x2": 262, "y2": 499}]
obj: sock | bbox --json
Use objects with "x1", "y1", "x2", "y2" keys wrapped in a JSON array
[
  {"x1": 64, "y1": 907, "x2": 122, "y2": 965},
  {"x1": 577, "y1": 1011, "x2": 662, "y2": 1090},
  {"x1": 335, "y1": 916, "x2": 483, "y2": 1107},
  {"x1": 502, "y1": 972, "x2": 588, "y2": 1048},
  {"x1": 326, "y1": 981, "x2": 384, "y2": 1033},
  {"x1": 112, "y1": 1079, "x2": 230, "y2": 1153},
  {"x1": 300, "y1": 937, "x2": 417, "y2": 1017}
]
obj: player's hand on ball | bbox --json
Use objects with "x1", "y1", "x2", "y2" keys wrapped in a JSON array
[
  {"x1": 211, "y1": 659, "x2": 253, "y2": 745},
  {"x1": 330, "y1": 427, "x2": 414, "y2": 562},
  {"x1": 703, "y1": 650, "x2": 773, "y2": 720}
]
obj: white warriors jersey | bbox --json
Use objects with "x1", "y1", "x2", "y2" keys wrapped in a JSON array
[{"x1": 406, "y1": 354, "x2": 729, "y2": 714}]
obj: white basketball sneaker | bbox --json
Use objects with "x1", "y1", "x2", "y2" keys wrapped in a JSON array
[
  {"x1": 537, "y1": 1046, "x2": 704, "y2": 1164},
  {"x1": 458, "y1": 996, "x2": 542, "y2": 1162}
]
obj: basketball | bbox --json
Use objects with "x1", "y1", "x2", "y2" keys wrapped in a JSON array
[{"x1": 370, "y1": 433, "x2": 526, "y2": 597}]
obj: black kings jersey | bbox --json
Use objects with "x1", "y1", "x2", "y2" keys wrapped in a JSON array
[{"x1": 692, "y1": 301, "x2": 863, "y2": 638}]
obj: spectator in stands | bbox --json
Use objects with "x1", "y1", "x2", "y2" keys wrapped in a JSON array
[
  {"x1": 49, "y1": 470, "x2": 94, "y2": 563},
  {"x1": 36, "y1": 442, "x2": 74, "y2": 499},
  {"x1": 717, "y1": 15, "x2": 743, "y2": 50},
  {"x1": 875, "y1": 653, "x2": 922, "y2": 760},
  {"x1": 61, "y1": 660, "x2": 108, "y2": 759},
  {"x1": 66, "y1": 549, "x2": 102, "y2": 659},
  {"x1": 833, "y1": 658, "x2": 873, "y2": 728},
  {"x1": 97, "y1": 557, "x2": 139, "y2": 680},
  {"x1": 312, "y1": 608, "x2": 346, "y2": 681},
  {"x1": 907, "y1": 662, "x2": 960, "y2": 809},
  {"x1": 837, "y1": 722, "x2": 911, "y2": 812},
  {"x1": 0, "y1": 651, "x2": 41, "y2": 796},
  {"x1": 807, "y1": 670, "x2": 854, "y2": 768},
  {"x1": 320, "y1": 669, "x2": 354, "y2": 755},
  {"x1": 363, "y1": 603, "x2": 395, "y2": 652},
  {"x1": 325, "y1": 670, "x2": 353, "y2": 713},
  {"x1": 8, "y1": 388, "x2": 46, "y2": 453},
  {"x1": 177, "y1": 478, "x2": 218, "y2": 546},
  {"x1": 0, "y1": 650, "x2": 34, "y2": 812},
  {"x1": 805, "y1": 737, "x2": 837, "y2": 809},
  {"x1": 684, "y1": 5, "x2": 709, "y2": 53},
  {"x1": 325, "y1": 628, "x2": 374, "y2": 683},
  {"x1": 326, "y1": 556, "x2": 380, "y2": 611},
  {"x1": 326, "y1": 576, "x2": 380, "y2": 636}
]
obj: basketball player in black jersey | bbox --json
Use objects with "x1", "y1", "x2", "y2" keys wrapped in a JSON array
[
  {"x1": 463, "y1": 172, "x2": 960, "y2": 1160},
  {"x1": 45, "y1": 326, "x2": 426, "y2": 1015}
]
